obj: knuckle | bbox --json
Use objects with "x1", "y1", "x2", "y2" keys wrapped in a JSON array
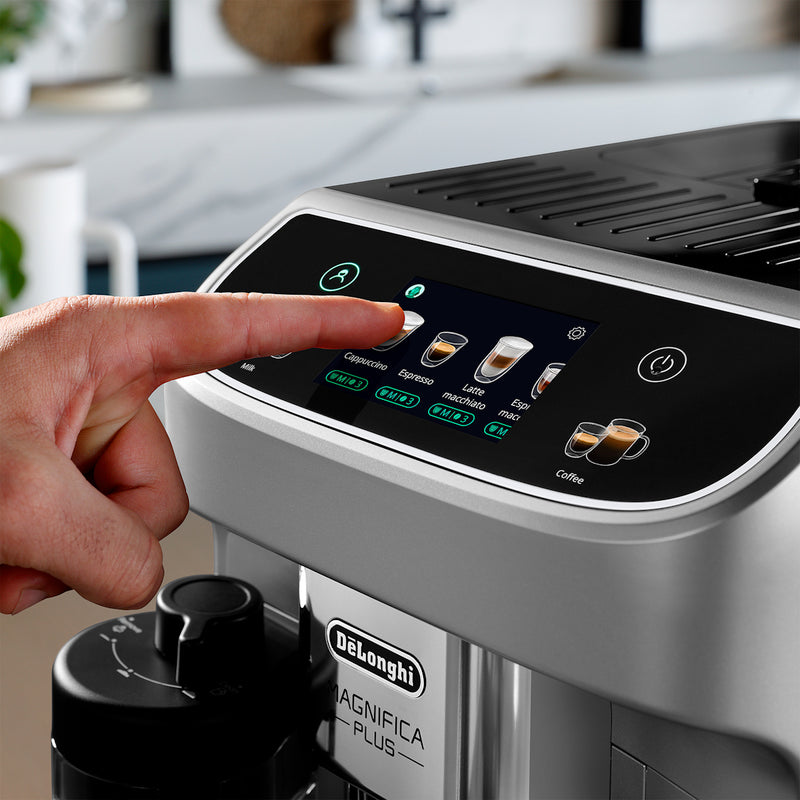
[
  {"x1": 102, "y1": 527, "x2": 164, "y2": 610},
  {"x1": 0, "y1": 446, "x2": 51, "y2": 562},
  {"x1": 40, "y1": 295, "x2": 97, "y2": 324},
  {"x1": 166, "y1": 489, "x2": 190, "y2": 533}
]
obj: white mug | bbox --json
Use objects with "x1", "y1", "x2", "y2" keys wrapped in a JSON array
[{"x1": 0, "y1": 159, "x2": 137, "y2": 314}]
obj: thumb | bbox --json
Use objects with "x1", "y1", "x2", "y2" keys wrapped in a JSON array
[{"x1": 0, "y1": 566, "x2": 67, "y2": 615}]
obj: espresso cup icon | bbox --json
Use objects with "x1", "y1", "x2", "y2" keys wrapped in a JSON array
[
  {"x1": 421, "y1": 331, "x2": 468, "y2": 367},
  {"x1": 474, "y1": 336, "x2": 533, "y2": 383},
  {"x1": 565, "y1": 422, "x2": 606, "y2": 458},
  {"x1": 586, "y1": 419, "x2": 649, "y2": 466},
  {"x1": 373, "y1": 310, "x2": 424, "y2": 351}
]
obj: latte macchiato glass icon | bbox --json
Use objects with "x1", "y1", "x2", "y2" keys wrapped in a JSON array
[
  {"x1": 586, "y1": 418, "x2": 649, "y2": 466},
  {"x1": 373, "y1": 310, "x2": 424, "y2": 351},
  {"x1": 565, "y1": 422, "x2": 606, "y2": 458},
  {"x1": 532, "y1": 362, "x2": 565, "y2": 399},
  {"x1": 474, "y1": 336, "x2": 533, "y2": 383},
  {"x1": 421, "y1": 331, "x2": 468, "y2": 367}
]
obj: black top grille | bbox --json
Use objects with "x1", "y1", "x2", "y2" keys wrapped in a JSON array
[{"x1": 335, "y1": 121, "x2": 800, "y2": 291}]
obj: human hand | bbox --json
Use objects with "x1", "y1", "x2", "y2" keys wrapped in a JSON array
[{"x1": 0, "y1": 293, "x2": 402, "y2": 614}]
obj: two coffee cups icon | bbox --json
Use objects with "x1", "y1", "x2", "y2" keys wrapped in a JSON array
[{"x1": 566, "y1": 419, "x2": 649, "y2": 466}]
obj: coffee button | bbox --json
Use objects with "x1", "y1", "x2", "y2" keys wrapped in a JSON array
[{"x1": 637, "y1": 346, "x2": 687, "y2": 383}]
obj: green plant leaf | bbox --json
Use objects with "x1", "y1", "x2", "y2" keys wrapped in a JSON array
[
  {"x1": 0, "y1": 1, "x2": 47, "y2": 63},
  {"x1": 0, "y1": 216, "x2": 26, "y2": 316}
]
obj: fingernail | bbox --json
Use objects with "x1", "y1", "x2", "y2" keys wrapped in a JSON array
[
  {"x1": 376, "y1": 302, "x2": 402, "y2": 310},
  {"x1": 12, "y1": 588, "x2": 49, "y2": 615}
]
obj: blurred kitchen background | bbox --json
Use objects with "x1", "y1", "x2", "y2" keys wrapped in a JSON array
[
  {"x1": 0, "y1": 1, "x2": 798, "y2": 797},
  {"x1": 2, "y1": 0, "x2": 799, "y2": 298}
]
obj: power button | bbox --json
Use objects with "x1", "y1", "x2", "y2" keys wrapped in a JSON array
[{"x1": 638, "y1": 346, "x2": 687, "y2": 383}]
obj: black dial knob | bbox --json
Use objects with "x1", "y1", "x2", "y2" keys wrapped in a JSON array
[
  {"x1": 155, "y1": 574, "x2": 265, "y2": 689},
  {"x1": 51, "y1": 574, "x2": 306, "y2": 798}
]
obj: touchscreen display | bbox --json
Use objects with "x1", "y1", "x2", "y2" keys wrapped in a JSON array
[{"x1": 316, "y1": 278, "x2": 598, "y2": 441}]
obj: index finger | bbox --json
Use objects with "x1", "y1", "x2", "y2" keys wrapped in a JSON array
[
  {"x1": 105, "y1": 292, "x2": 404, "y2": 384},
  {"x1": 56, "y1": 292, "x2": 401, "y2": 471}
]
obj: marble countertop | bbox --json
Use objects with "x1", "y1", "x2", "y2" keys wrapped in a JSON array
[{"x1": 3, "y1": 47, "x2": 799, "y2": 259}]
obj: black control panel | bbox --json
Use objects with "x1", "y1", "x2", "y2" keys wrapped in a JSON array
[{"x1": 211, "y1": 214, "x2": 800, "y2": 505}]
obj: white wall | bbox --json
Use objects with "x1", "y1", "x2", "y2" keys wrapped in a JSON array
[
  {"x1": 21, "y1": 0, "x2": 799, "y2": 82},
  {"x1": 383, "y1": 0, "x2": 609, "y2": 61},
  {"x1": 25, "y1": 0, "x2": 166, "y2": 82},
  {"x1": 646, "y1": 0, "x2": 798, "y2": 52}
]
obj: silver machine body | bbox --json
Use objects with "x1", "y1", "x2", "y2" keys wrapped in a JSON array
[{"x1": 166, "y1": 123, "x2": 800, "y2": 799}]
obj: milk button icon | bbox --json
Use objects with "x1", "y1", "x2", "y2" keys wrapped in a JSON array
[{"x1": 319, "y1": 262, "x2": 360, "y2": 292}]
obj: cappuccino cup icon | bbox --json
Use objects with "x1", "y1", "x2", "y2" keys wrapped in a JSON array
[
  {"x1": 474, "y1": 336, "x2": 533, "y2": 383},
  {"x1": 421, "y1": 331, "x2": 468, "y2": 367},
  {"x1": 373, "y1": 310, "x2": 424, "y2": 351}
]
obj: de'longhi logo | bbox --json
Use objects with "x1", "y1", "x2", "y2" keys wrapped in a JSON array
[{"x1": 326, "y1": 620, "x2": 426, "y2": 698}]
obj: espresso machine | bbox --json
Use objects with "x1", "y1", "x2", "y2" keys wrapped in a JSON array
[{"x1": 53, "y1": 121, "x2": 800, "y2": 798}]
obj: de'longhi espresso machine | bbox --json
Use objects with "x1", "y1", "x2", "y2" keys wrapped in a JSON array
[{"x1": 53, "y1": 121, "x2": 800, "y2": 799}]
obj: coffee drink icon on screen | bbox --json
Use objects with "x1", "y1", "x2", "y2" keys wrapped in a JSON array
[
  {"x1": 532, "y1": 362, "x2": 564, "y2": 399},
  {"x1": 565, "y1": 418, "x2": 649, "y2": 465},
  {"x1": 474, "y1": 336, "x2": 533, "y2": 383},
  {"x1": 373, "y1": 310, "x2": 424, "y2": 351},
  {"x1": 421, "y1": 331, "x2": 468, "y2": 367},
  {"x1": 586, "y1": 419, "x2": 649, "y2": 466},
  {"x1": 565, "y1": 422, "x2": 606, "y2": 458}
]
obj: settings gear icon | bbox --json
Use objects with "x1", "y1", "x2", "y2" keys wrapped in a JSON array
[{"x1": 567, "y1": 326, "x2": 587, "y2": 341}]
